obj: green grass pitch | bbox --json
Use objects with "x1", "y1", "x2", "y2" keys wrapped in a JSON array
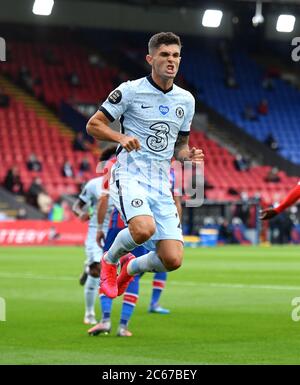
[{"x1": 1, "y1": 245, "x2": 300, "y2": 365}]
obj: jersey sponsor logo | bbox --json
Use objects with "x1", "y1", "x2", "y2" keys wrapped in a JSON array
[
  {"x1": 141, "y1": 104, "x2": 153, "y2": 109},
  {"x1": 176, "y1": 107, "x2": 184, "y2": 118},
  {"x1": 146, "y1": 122, "x2": 170, "y2": 152},
  {"x1": 159, "y1": 105, "x2": 169, "y2": 115},
  {"x1": 108, "y1": 90, "x2": 122, "y2": 104},
  {"x1": 131, "y1": 199, "x2": 143, "y2": 208}
]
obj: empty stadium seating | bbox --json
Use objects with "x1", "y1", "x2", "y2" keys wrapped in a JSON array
[
  {"x1": 181, "y1": 49, "x2": 300, "y2": 165},
  {"x1": 1, "y1": 38, "x2": 298, "y2": 206},
  {"x1": 189, "y1": 130, "x2": 298, "y2": 204},
  {"x1": 1, "y1": 41, "x2": 118, "y2": 108},
  {"x1": 0, "y1": 96, "x2": 100, "y2": 201}
]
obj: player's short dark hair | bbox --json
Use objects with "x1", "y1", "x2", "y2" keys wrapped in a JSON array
[
  {"x1": 99, "y1": 145, "x2": 118, "y2": 161},
  {"x1": 148, "y1": 32, "x2": 182, "y2": 54}
]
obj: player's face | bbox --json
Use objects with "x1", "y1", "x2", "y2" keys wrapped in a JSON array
[{"x1": 147, "y1": 44, "x2": 181, "y2": 80}]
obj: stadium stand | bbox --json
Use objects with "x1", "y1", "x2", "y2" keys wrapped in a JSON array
[
  {"x1": 0, "y1": 78, "x2": 100, "y2": 204},
  {"x1": 1, "y1": 41, "x2": 118, "y2": 108},
  {"x1": 0, "y1": 30, "x2": 299, "y2": 219},
  {"x1": 181, "y1": 48, "x2": 300, "y2": 165},
  {"x1": 189, "y1": 130, "x2": 298, "y2": 204}
]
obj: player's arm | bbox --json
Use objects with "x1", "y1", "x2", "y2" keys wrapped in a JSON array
[
  {"x1": 86, "y1": 111, "x2": 123, "y2": 143},
  {"x1": 261, "y1": 182, "x2": 300, "y2": 220},
  {"x1": 174, "y1": 133, "x2": 204, "y2": 163},
  {"x1": 72, "y1": 198, "x2": 90, "y2": 222},
  {"x1": 86, "y1": 84, "x2": 141, "y2": 153},
  {"x1": 96, "y1": 158, "x2": 114, "y2": 247},
  {"x1": 96, "y1": 193, "x2": 109, "y2": 248}
]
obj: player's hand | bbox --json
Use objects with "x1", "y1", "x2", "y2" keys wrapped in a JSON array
[
  {"x1": 96, "y1": 230, "x2": 105, "y2": 248},
  {"x1": 260, "y1": 208, "x2": 278, "y2": 220},
  {"x1": 79, "y1": 212, "x2": 90, "y2": 222},
  {"x1": 119, "y1": 135, "x2": 141, "y2": 152},
  {"x1": 188, "y1": 147, "x2": 204, "y2": 163}
]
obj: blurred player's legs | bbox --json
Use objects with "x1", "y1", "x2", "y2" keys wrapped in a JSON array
[
  {"x1": 83, "y1": 242, "x2": 101, "y2": 325},
  {"x1": 149, "y1": 272, "x2": 170, "y2": 314},
  {"x1": 117, "y1": 275, "x2": 140, "y2": 337},
  {"x1": 89, "y1": 246, "x2": 170, "y2": 336},
  {"x1": 89, "y1": 274, "x2": 139, "y2": 337},
  {"x1": 87, "y1": 289, "x2": 113, "y2": 335},
  {"x1": 84, "y1": 273, "x2": 98, "y2": 325}
]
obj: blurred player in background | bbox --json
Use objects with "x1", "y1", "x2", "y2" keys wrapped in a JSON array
[
  {"x1": 72, "y1": 146, "x2": 116, "y2": 324},
  {"x1": 86, "y1": 32, "x2": 203, "y2": 299},
  {"x1": 260, "y1": 181, "x2": 300, "y2": 220}
]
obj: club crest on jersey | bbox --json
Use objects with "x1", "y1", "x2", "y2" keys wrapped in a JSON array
[
  {"x1": 131, "y1": 199, "x2": 143, "y2": 208},
  {"x1": 159, "y1": 105, "x2": 169, "y2": 115},
  {"x1": 108, "y1": 90, "x2": 122, "y2": 104},
  {"x1": 176, "y1": 107, "x2": 184, "y2": 118}
]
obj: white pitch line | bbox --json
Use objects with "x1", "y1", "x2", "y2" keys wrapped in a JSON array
[
  {"x1": 165, "y1": 280, "x2": 300, "y2": 291},
  {"x1": 0, "y1": 272, "x2": 75, "y2": 281},
  {"x1": 0, "y1": 272, "x2": 300, "y2": 291}
]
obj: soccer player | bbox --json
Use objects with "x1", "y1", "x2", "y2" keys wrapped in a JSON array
[
  {"x1": 260, "y1": 181, "x2": 300, "y2": 220},
  {"x1": 72, "y1": 147, "x2": 116, "y2": 324},
  {"x1": 86, "y1": 32, "x2": 204, "y2": 299}
]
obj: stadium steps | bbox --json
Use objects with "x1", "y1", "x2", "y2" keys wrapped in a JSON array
[
  {"x1": 192, "y1": 114, "x2": 243, "y2": 159},
  {"x1": 0, "y1": 187, "x2": 44, "y2": 219},
  {"x1": 0, "y1": 76, "x2": 74, "y2": 138}
]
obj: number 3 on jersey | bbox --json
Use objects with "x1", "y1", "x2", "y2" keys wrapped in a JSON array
[{"x1": 146, "y1": 122, "x2": 170, "y2": 152}]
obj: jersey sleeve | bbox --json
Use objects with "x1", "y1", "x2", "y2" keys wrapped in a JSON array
[
  {"x1": 99, "y1": 81, "x2": 133, "y2": 122},
  {"x1": 179, "y1": 94, "x2": 195, "y2": 135},
  {"x1": 79, "y1": 180, "x2": 93, "y2": 204},
  {"x1": 274, "y1": 181, "x2": 300, "y2": 213}
]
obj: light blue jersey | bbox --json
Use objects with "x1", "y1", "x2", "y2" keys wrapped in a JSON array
[
  {"x1": 99, "y1": 75, "x2": 194, "y2": 250},
  {"x1": 100, "y1": 75, "x2": 195, "y2": 192},
  {"x1": 79, "y1": 177, "x2": 104, "y2": 229}
]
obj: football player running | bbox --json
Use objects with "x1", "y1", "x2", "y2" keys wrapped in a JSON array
[{"x1": 87, "y1": 32, "x2": 204, "y2": 299}]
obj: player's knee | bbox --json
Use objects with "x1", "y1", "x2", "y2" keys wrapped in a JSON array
[
  {"x1": 164, "y1": 256, "x2": 182, "y2": 271},
  {"x1": 160, "y1": 251, "x2": 183, "y2": 271},
  {"x1": 134, "y1": 227, "x2": 155, "y2": 244},
  {"x1": 157, "y1": 241, "x2": 183, "y2": 271},
  {"x1": 89, "y1": 262, "x2": 100, "y2": 278},
  {"x1": 129, "y1": 219, "x2": 156, "y2": 244}
]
